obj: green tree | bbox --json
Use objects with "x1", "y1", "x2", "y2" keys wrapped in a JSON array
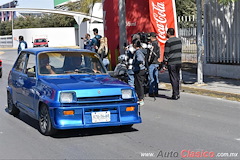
[
  {"x1": 176, "y1": 0, "x2": 197, "y2": 16},
  {"x1": 65, "y1": 0, "x2": 101, "y2": 13},
  {"x1": 13, "y1": 14, "x2": 76, "y2": 29},
  {"x1": 0, "y1": 21, "x2": 12, "y2": 35},
  {"x1": 218, "y1": 0, "x2": 238, "y2": 4}
]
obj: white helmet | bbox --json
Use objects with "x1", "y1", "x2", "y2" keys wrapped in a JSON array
[{"x1": 118, "y1": 54, "x2": 127, "y2": 63}]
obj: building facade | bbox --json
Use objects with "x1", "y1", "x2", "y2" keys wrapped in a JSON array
[{"x1": 0, "y1": 0, "x2": 17, "y2": 22}]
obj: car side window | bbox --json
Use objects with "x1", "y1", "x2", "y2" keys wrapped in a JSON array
[
  {"x1": 14, "y1": 53, "x2": 27, "y2": 72},
  {"x1": 26, "y1": 54, "x2": 36, "y2": 77}
]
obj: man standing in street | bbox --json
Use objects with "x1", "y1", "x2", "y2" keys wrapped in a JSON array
[
  {"x1": 148, "y1": 32, "x2": 160, "y2": 97},
  {"x1": 164, "y1": 28, "x2": 182, "y2": 100},
  {"x1": 91, "y1": 28, "x2": 102, "y2": 54},
  {"x1": 18, "y1": 36, "x2": 27, "y2": 54}
]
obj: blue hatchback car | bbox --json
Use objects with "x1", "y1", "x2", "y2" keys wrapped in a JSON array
[{"x1": 7, "y1": 48, "x2": 141, "y2": 136}]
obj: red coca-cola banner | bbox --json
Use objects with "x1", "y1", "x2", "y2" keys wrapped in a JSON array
[{"x1": 149, "y1": 0, "x2": 178, "y2": 62}]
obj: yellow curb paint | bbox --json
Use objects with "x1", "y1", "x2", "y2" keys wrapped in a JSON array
[{"x1": 0, "y1": 51, "x2": 4, "y2": 55}]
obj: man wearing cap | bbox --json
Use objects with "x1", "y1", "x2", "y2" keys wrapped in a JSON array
[{"x1": 148, "y1": 32, "x2": 160, "y2": 97}]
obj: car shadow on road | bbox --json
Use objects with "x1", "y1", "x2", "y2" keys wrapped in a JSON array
[
  {"x1": 5, "y1": 108, "x2": 138, "y2": 138},
  {"x1": 5, "y1": 108, "x2": 39, "y2": 130},
  {"x1": 53, "y1": 126, "x2": 138, "y2": 139}
]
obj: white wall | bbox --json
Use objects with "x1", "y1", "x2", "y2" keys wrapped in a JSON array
[
  {"x1": 13, "y1": 23, "x2": 104, "y2": 49},
  {"x1": 79, "y1": 21, "x2": 104, "y2": 49},
  {"x1": 13, "y1": 27, "x2": 76, "y2": 48}
]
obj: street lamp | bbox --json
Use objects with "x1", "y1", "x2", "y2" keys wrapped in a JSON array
[{"x1": 11, "y1": 1, "x2": 18, "y2": 46}]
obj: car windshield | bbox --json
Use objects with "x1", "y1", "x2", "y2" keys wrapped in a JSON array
[
  {"x1": 38, "y1": 52, "x2": 107, "y2": 75},
  {"x1": 35, "y1": 39, "x2": 46, "y2": 43}
]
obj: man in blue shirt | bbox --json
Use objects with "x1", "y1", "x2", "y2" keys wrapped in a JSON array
[
  {"x1": 18, "y1": 36, "x2": 27, "y2": 54},
  {"x1": 91, "y1": 28, "x2": 102, "y2": 53}
]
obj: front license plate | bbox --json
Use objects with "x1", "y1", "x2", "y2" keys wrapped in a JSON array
[{"x1": 91, "y1": 111, "x2": 111, "y2": 123}]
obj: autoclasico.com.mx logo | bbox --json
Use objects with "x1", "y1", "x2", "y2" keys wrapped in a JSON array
[{"x1": 140, "y1": 150, "x2": 239, "y2": 159}]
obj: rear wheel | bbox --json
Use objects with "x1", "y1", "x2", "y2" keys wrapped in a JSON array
[
  {"x1": 39, "y1": 104, "x2": 56, "y2": 136},
  {"x1": 7, "y1": 91, "x2": 20, "y2": 116}
]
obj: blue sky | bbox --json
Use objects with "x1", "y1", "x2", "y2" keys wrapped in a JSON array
[{"x1": 0, "y1": 0, "x2": 54, "y2": 9}]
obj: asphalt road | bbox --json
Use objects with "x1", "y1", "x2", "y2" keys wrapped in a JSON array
[{"x1": 0, "y1": 49, "x2": 239, "y2": 159}]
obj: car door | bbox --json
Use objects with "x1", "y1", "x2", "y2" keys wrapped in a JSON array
[
  {"x1": 10, "y1": 52, "x2": 28, "y2": 108},
  {"x1": 20, "y1": 53, "x2": 37, "y2": 117}
]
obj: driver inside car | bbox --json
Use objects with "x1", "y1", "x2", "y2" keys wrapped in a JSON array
[{"x1": 39, "y1": 54, "x2": 56, "y2": 74}]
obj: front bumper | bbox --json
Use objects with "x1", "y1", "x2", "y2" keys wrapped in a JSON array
[{"x1": 49, "y1": 103, "x2": 141, "y2": 130}]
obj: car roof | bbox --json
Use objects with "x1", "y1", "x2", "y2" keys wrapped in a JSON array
[{"x1": 22, "y1": 47, "x2": 96, "y2": 56}]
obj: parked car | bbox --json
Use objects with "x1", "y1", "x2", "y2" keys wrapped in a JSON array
[
  {"x1": 0, "y1": 59, "x2": 2, "y2": 78},
  {"x1": 32, "y1": 38, "x2": 49, "y2": 47},
  {"x1": 7, "y1": 48, "x2": 141, "y2": 136}
]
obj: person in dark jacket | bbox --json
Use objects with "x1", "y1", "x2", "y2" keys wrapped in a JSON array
[
  {"x1": 90, "y1": 28, "x2": 102, "y2": 53},
  {"x1": 164, "y1": 28, "x2": 182, "y2": 100},
  {"x1": 18, "y1": 36, "x2": 27, "y2": 54},
  {"x1": 132, "y1": 39, "x2": 146, "y2": 106},
  {"x1": 148, "y1": 32, "x2": 160, "y2": 97}
]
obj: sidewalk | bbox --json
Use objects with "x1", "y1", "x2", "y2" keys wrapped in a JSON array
[{"x1": 159, "y1": 66, "x2": 240, "y2": 102}]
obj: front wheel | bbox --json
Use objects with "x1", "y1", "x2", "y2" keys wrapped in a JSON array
[
  {"x1": 7, "y1": 91, "x2": 20, "y2": 116},
  {"x1": 39, "y1": 104, "x2": 56, "y2": 136}
]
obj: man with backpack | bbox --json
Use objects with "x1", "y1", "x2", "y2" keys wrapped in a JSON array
[
  {"x1": 148, "y1": 32, "x2": 160, "y2": 97},
  {"x1": 91, "y1": 28, "x2": 102, "y2": 53}
]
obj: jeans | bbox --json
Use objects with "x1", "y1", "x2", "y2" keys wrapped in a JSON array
[
  {"x1": 134, "y1": 70, "x2": 146, "y2": 100},
  {"x1": 127, "y1": 69, "x2": 134, "y2": 87},
  {"x1": 148, "y1": 64, "x2": 159, "y2": 94}
]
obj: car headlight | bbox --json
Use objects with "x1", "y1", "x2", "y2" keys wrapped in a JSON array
[
  {"x1": 122, "y1": 89, "x2": 133, "y2": 99},
  {"x1": 60, "y1": 92, "x2": 76, "y2": 103}
]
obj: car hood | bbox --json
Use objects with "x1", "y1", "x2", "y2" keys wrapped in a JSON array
[{"x1": 40, "y1": 75, "x2": 131, "y2": 97}]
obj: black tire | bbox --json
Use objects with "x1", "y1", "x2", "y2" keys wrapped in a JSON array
[
  {"x1": 7, "y1": 91, "x2": 20, "y2": 116},
  {"x1": 0, "y1": 70, "x2": 2, "y2": 78},
  {"x1": 38, "y1": 104, "x2": 57, "y2": 136}
]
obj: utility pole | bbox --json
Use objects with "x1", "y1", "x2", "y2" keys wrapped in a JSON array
[
  {"x1": 119, "y1": 0, "x2": 127, "y2": 55},
  {"x1": 196, "y1": 0, "x2": 203, "y2": 84},
  {"x1": 11, "y1": 1, "x2": 18, "y2": 47}
]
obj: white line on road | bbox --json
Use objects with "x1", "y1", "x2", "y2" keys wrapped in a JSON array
[{"x1": 235, "y1": 138, "x2": 240, "y2": 141}]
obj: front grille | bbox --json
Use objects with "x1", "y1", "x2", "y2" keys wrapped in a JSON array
[
  {"x1": 77, "y1": 95, "x2": 121, "y2": 102},
  {"x1": 76, "y1": 95, "x2": 134, "y2": 105}
]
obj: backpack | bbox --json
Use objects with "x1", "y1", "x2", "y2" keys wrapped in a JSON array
[{"x1": 94, "y1": 35, "x2": 102, "y2": 48}]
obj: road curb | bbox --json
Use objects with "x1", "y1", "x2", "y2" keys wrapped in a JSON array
[{"x1": 160, "y1": 83, "x2": 240, "y2": 102}]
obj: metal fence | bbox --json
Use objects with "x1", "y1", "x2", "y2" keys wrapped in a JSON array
[
  {"x1": 204, "y1": 0, "x2": 240, "y2": 64},
  {"x1": 0, "y1": 35, "x2": 13, "y2": 47},
  {"x1": 177, "y1": 15, "x2": 197, "y2": 54}
]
